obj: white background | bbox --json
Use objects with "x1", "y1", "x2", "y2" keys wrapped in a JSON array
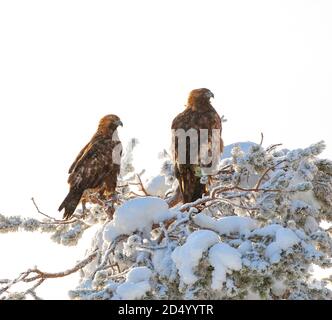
[{"x1": 0, "y1": 0, "x2": 331, "y2": 299}]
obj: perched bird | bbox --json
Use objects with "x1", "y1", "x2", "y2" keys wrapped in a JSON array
[
  {"x1": 59, "y1": 114, "x2": 123, "y2": 219},
  {"x1": 171, "y1": 88, "x2": 223, "y2": 203}
]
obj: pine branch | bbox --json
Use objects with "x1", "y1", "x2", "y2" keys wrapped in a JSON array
[{"x1": 0, "y1": 251, "x2": 98, "y2": 299}]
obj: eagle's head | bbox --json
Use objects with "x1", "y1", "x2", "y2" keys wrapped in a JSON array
[
  {"x1": 187, "y1": 88, "x2": 214, "y2": 109},
  {"x1": 98, "y1": 114, "x2": 123, "y2": 134}
]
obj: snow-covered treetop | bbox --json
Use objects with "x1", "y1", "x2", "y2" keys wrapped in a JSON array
[{"x1": 1, "y1": 141, "x2": 331, "y2": 300}]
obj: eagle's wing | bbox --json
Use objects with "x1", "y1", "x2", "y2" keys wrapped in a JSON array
[
  {"x1": 68, "y1": 138, "x2": 115, "y2": 189},
  {"x1": 59, "y1": 138, "x2": 118, "y2": 220},
  {"x1": 171, "y1": 109, "x2": 189, "y2": 164},
  {"x1": 68, "y1": 141, "x2": 91, "y2": 174},
  {"x1": 204, "y1": 107, "x2": 224, "y2": 160}
]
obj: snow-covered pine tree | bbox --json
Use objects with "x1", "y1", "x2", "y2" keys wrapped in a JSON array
[{"x1": 1, "y1": 141, "x2": 331, "y2": 300}]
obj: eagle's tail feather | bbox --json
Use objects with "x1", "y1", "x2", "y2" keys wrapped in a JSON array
[
  {"x1": 58, "y1": 190, "x2": 83, "y2": 220},
  {"x1": 176, "y1": 165, "x2": 207, "y2": 204},
  {"x1": 192, "y1": 176, "x2": 207, "y2": 203}
]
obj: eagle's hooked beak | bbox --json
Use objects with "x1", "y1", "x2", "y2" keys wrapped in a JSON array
[
  {"x1": 205, "y1": 90, "x2": 214, "y2": 99},
  {"x1": 116, "y1": 120, "x2": 123, "y2": 127}
]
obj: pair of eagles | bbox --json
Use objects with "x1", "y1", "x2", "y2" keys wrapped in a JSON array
[{"x1": 59, "y1": 88, "x2": 224, "y2": 219}]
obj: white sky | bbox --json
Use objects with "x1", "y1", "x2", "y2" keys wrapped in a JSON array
[{"x1": 0, "y1": 0, "x2": 331, "y2": 299}]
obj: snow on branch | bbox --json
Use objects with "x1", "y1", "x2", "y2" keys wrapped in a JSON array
[
  {"x1": 1, "y1": 140, "x2": 332, "y2": 300},
  {"x1": 0, "y1": 198, "x2": 91, "y2": 246},
  {"x1": 0, "y1": 251, "x2": 98, "y2": 300}
]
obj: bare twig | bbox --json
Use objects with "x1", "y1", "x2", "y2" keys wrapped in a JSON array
[
  {"x1": 0, "y1": 279, "x2": 10, "y2": 284},
  {"x1": 92, "y1": 235, "x2": 128, "y2": 279},
  {"x1": 0, "y1": 251, "x2": 98, "y2": 298},
  {"x1": 259, "y1": 132, "x2": 264, "y2": 146},
  {"x1": 160, "y1": 222, "x2": 170, "y2": 243},
  {"x1": 211, "y1": 185, "x2": 283, "y2": 198},
  {"x1": 135, "y1": 174, "x2": 150, "y2": 196},
  {"x1": 266, "y1": 143, "x2": 283, "y2": 153},
  {"x1": 166, "y1": 186, "x2": 182, "y2": 208},
  {"x1": 31, "y1": 197, "x2": 78, "y2": 225},
  {"x1": 255, "y1": 160, "x2": 286, "y2": 189},
  {"x1": 23, "y1": 251, "x2": 98, "y2": 282},
  {"x1": 24, "y1": 279, "x2": 45, "y2": 299},
  {"x1": 214, "y1": 197, "x2": 258, "y2": 211},
  {"x1": 216, "y1": 164, "x2": 233, "y2": 175},
  {"x1": 31, "y1": 197, "x2": 57, "y2": 220},
  {"x1": 106, "y1": 264, "x2": 138, "y2": 280},
  {"x1": 136, "y1": 244, "x2": 168, "y2": 252},
  {"x1": 180, "y1": 196, "x2": 213, "y2": 212},
  {"x1": 26, "y1": 289, "x2": 43, "y2": 300},
  {"x1": 167, "y1": 217, "x2": 190, "y2": 234}
]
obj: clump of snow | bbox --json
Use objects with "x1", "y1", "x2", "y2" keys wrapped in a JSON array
[
  {"x1": 103, "y1": 197, "x2": 175, "y2": 242},
  {"x1": 123, "y1": 234, "x2": 141, "y2": 252},
  {"x1": 271, "y1": 279, "x2": 287, "y2": 297},
  {"x1": 304, "y1": 216, "x2": 319, "y2": 234},
  {"x1": 208, "y1": 243, "x2": 242, "y2": 290},
  {"x1": 193, "y1": 213, "x2": 257, "y2": 237},
  {"x1": 265, "y1": 242, "x2": 283, "y2": 264},
  {"x1": 251, "y1": 224, "x2": 283, "y2": 237},
  {"x1": 152, "y1": 245, "x2": 177, "y2": 280},
  {"x1": 276, "y1": 228, "x2": 300, "y2": 250},
  {"x1": 145, "y1": 175, "x2": 172, "y2": 198},
  {"x1": 115, "y1": 281, "x2": 151, "y2": 300},
  {"x1": 265, "y1": 227, "x2": 301, "y2": 263},
  {"x1": 171, "y1": 230, "x2": 220, "y2": 285},
  {"x1": 238, "y1": 240, "x2": 252, "y2": 254},
  {"x1": 126, "y1": 266, "x2": 152, "y2": 283},
  {"x1": 114, "y1": 266, "x2": 152, "y2": 300}
]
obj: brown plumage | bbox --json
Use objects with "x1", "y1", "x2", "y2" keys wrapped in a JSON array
[
  {"x1": 171, "y1": 88, "x2": 224, "y2": 203},
  {"x1": 59, "y1": 114, "x2": 123, "y2": 220}
]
